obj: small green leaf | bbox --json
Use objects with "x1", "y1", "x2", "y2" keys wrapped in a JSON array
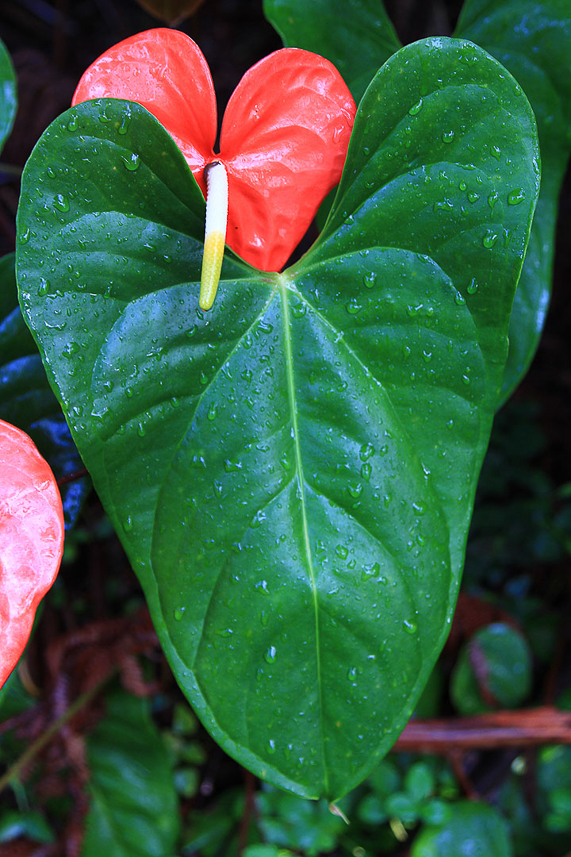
[
  {"x1": 451, "y1": 623, "x2": 533, "y2": 714},
  {"x1": 404, "y1": 762, "x2": 435, "y2": 803},
  {"x1": 17, "y1": 39, "x2": 539, "y2": 799},
  {"x1": 0, "y1": 810, "x2": 54, "y2": 844},
  {"x1": 264, "y1": 0, "x2": 400, "y2": 102},
  {"x1": 83, "y1": 689, "x2": 180, "y2": 857},
  {"x1": 0, "y1": 253, "x2": 89, "y2": 528},
  {"x1": 411, "y1": 800, "x2": 513, "y2": 857},
  {"x1": 0, "y1": 37, "x2": 17, "y2": 153},
  {"x1": 455, "y1": 0, "x2": 571, "y2": 400}
]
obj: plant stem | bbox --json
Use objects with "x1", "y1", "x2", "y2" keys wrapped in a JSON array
[
  {"x1": 0, "y1": 677, "x2": 107, "y2": 794},
  {"x1": 0, "y1": 163, "x2": 23, "y2": 178}
]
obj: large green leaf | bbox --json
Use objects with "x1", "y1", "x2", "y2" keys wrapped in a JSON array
[
  {"x1": 83, "y1": 689, "x2": 180, "y2": 857},
  {"x1": 455, "y1": 0, "x2": 571, "y2": 402},
  {"x1": 265, "y1": 1, "x2": 571, "y2": 402},
  {"x1": 0, "y1": 36, "x2": 17, "y2": 153},
  {"x1": 0, "y1": 253, "x2": 89, "y2": 527},
  {"x1": 16, "y1": 38, "x2": 539, "y2": 799},
  {"x1": 263, "y1": 0, "x2": 401, "y2": 102}
]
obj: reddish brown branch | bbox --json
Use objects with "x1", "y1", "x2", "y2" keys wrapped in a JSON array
[
  {"x1": 395, "y1": 707, "x2": 571, "y2": 754},
  {"x1": 57, "y1": 467, "x2": 89, "y2": 487}
]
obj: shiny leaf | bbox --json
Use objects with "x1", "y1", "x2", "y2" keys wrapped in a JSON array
[
  {"x1": 0, "y1": 419, "x2": 64, "y2": 688},
  {"x1": 0, "y1": 36, "x2": 16, "y2": 153},
  {"x1": 0, "y1": 253, "x2": 90, "y2": 528},
  {"x1": 16, "y1": 38, "x2": 539, "y2": 799},
  {"x1": 263, "y1": 0, "x2": 400, "y2": 102},
  {"x1": 455, "y1": 1, "x2": 571, "y2": 400},
  {"x1": 83, "y1": 689, "x2": 180, "y2": 857}
]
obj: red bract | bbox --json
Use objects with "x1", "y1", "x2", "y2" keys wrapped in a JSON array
[
  {"x1": 0, "y1": 420, "x2": 64, "y2": 688},
  {"x1": 72, "y1": 28, "x2": 356, "y2": 271}
]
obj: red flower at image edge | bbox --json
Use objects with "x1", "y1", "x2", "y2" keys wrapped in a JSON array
[{"x1": 72, "y1": 28, "x2": 356, "y2": 272}]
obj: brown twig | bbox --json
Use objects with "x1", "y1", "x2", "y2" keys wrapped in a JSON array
[
  {"x1": 237, "y1": 768, "x2": 256, "y2": 856},
  {"x1": 57, "y1": 468, "x2": 89, "y2": 488},
  {"x1": 395, "y1": 707, "x2": 571, "y2": 754}
]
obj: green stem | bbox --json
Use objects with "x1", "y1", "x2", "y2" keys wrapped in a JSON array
[
  {"x1": 0, "y1": 163, "x2": 23, "y2": 178},
  {"x1": 0, "y1": 677, "x2": 108, "y2": 794}
]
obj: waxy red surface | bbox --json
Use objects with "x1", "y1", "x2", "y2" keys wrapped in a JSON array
[
  {"x1": 72, "y1": 28, "x2": 356, "y2": 271},
  {"x1": 0, "y1": 420, "x2": 64, "y2": 687}
]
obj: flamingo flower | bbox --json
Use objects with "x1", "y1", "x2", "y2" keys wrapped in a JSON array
[
  {"x1": 0, "y1": 420, "x2": 64, "y2": 688},
  {"x1": 72, "y1": 29, "x2": 356, "y2": 309}
]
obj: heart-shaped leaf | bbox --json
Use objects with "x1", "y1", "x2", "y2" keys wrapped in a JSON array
[
  {"x1": 265, "y1": 0, "x2": 571, "y2": 402},
  {"x1": 16, "y1": 38, "x2": 539, "y2": 798},
  {"x1": 264, "y1": 0, "x2": 401, "y2": 103},
  {"x1": 0, "y1": 253, "x2": 90, "y2": 528},
  {"x1": 0, "y1": 419, "x2": 64, "y2": 687},
  {"x1": 0, "y1": 36, "x2": 17, "y2": 153},
  {"x1": 455, "y1": 0, "x2": 571, "y2": 400}
]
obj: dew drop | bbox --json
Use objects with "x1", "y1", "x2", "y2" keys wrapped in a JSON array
[
  {"x1": 409, "y1": 97, "x2": 423, "y2": 115},
  {"x1": 359, "y1": 442, "x2": 375, "y2": 462},
  {"x1": 122, "y1": 152, "x2": 140, "y2": 171},
  {"x1": 403, "y1": 619, "x2": 417, "y2": 634},
  {"x1": 265, "y1": 646, "x2": 277, "y2": 664},
  {"x1": 123, "y1": 516, "x2": 133, "y2": 532},
  {"x1": 118, "y1": 113, "x2": 131, "y2": 135},
  {"x1": 18, "y1": 227, "x2": 30, "y2": 244},
  {"x1": 37, "y1": 278, "x2": 50, "y2": 297},
  {"x1": 224, "y1": 459, "x2": 242, "y2": 472},
  {"x1": 467, "y1": 278, "x2": 479, "y2": 295},
  {"x1": 361, "y1": 463, "x2": 372, "y2": 482},
  {"x1": 54, "y1": 193, "x2": 70, "y2": 212},
  {"x1": 207, "y1": 402, "x2": 217, "y2": 421},
  {"x1": 483, "y1": 231, "x2": 498, "y2": 249},
  {"x1": 507, "y1": 187, "x2": 526, "y2": 205},
  {"x1": 347, "y1": 482, "x2": 363, "y2": 499},
  {"x1": 363, "y1": 271, "x2": 377, "y2": 289},
  {"x1": 346, "y1": 298, "x2": 363, "y2": 315},
  {"x1": 67, "y1": 115, "x2": 78, "y2": 132},
  {"x1": 174, "y1": 607, "x2": 185, "y2": 621},
  {"x1": 442, "y1": 130, "x2": 455, "y2": 144},
  {"x1": 467, "y1": 191, "x2": 480, "y2": 204}
]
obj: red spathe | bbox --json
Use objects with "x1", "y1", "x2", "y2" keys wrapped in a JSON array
[
  {"x1": 72, "y1": 29, "x2": 356, "y2": 271},
  {"x1": 0, "y1": 420, "x2": 64, "y2": 688}
]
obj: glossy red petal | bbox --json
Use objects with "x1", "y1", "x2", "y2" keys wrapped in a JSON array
[
  {"x1": 72, "y1": 28, "x2": 216, "y2": 178},
  {"x1": 220, "y1": 48, "x2": 356, "y2": 271},
  {"x1": 0, "y1": 421, "x2": 64, "y2": 688}
]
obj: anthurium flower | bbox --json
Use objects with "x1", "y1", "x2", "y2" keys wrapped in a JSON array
[
  {"x1": 0, "y1": 420, "x2": 64, "y2": 688},
  {"x1": 72, "y1": 29, "x2": 356, "y2": 307}
]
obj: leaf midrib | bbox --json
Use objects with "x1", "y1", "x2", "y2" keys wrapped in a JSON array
[{"x1": 278, "y1": 273, "x2": 328, "y2": 794}]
